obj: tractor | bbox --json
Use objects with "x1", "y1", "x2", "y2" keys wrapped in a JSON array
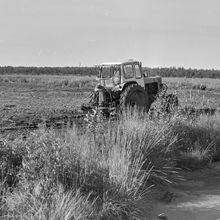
[{"x1": 81, "y1": 59, "x2": 178, "y2": 116}]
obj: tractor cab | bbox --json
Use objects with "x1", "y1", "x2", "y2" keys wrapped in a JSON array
[
  {"x1": 96, "y1": 63, "x2": 122, "y2": 88},
  {"x1": 96, "y1": 60, "x2": 145, "y2": 90}
]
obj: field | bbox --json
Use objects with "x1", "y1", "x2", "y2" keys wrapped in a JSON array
[
  {"x1": 0, "y1": 75, "x2": 96, "y2": 129},
  {"x1": 0, "y1": 74, "x2": 220, "y2": 219},
  {"x1": 0, "y1": 74, "x2": 220, "y2": 129}
]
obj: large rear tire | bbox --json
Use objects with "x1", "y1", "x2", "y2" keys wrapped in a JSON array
[{"x1": 119, "y1": 84, "x2": 150, "y2": 112}]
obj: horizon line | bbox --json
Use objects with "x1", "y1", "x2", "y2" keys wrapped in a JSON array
[{"x1": 0, "y1": 65, "x2": 220, "y2": 71}]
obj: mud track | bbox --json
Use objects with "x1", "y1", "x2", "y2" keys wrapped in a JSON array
[
  {"x1": 0, "y1": 106, "x2": 218, "y2": 133},
  {"x1": 0, "y1": 111, "x2": 86, "y2": 133}
]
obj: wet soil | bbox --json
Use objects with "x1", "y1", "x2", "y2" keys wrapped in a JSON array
[{"x1": 151, "y1": 164, "x2": 220, "y2": 220}]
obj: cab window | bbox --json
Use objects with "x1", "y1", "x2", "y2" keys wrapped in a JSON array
[
  {"x1": 123, "y1": 64, "x2": 134, "y2": 78},
  {"x1": 134, "y1": 64, "x2": 142, "y2": 79}
]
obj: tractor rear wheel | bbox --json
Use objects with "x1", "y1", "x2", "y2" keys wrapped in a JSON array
[{"x1": 119, "y1": 84, "x2": 150, "y2": 112}]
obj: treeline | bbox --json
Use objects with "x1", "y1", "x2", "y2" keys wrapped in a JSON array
[
  {"x1": 0, "y1": 66, "x2": 220, "y2": 78},
  {"x1": 143, "y1": 67, "x2": 220, "y2": 78},
  {"x1": 0, "y1": 66, "x2": 97, "y2": 76}
]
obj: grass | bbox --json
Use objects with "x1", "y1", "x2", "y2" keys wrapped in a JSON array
[
  {"x1": 0, "y1": 74, "x2": 96, "y2": 85},
  {"x1": 163, "y1": 77, "x2": 220, "y2": 91},
  {"x1": 3, "y1": 189, "x2": 96, "y2": 220},
  {"x1": 0, "y1": 116, "x2": 154, "y2": 219},
  {"x1": 163, "y1": 77, "x2": 220, "y2": 110},
  {"x1": 0, "y1": 74, "x2": 220, "y2": 218},
  {"x1": 1, "y1": 108, "x2": 220, "y2": 219},
  {"x1": 178, "y1": 144, "x2": 213, "y2": 169}
]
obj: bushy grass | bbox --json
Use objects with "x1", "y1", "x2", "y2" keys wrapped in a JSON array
[
  {"x1": 3, "y1": 188, "x2": 96, "y2": 220},
  {"x1": 164, "y1": 112, "x2": 220, "y2": 169},
  {"x1": 0, "y1": 119, "x2": 153, "y2": 219},
  {"x1": 1, "y1": 109, "x2": 220, "y2": 219}
]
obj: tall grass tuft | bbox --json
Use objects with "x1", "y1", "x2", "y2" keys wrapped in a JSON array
[{"x1": 4, "y1": 187, "x2": 96, "y2": 220}]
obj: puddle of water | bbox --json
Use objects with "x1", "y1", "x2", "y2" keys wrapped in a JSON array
[
  {"x1": 176, "y1": 194, "x2": 220, "y2": 210},
  {"x1": 157, "y1": 209, "x2": 220, "y2": 220}
]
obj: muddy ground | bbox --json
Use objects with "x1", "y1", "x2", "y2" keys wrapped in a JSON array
[{"x1": 150, "y1": 163, "x2": 220, "y2": 220}]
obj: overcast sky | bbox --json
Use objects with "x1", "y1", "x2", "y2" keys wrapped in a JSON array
[{"x1": 0, "y1": 0, "x2": 220, "y2": 68}]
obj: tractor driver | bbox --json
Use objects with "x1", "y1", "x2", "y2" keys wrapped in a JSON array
[{"x1": 112, "y1": 68, "x2": 121, "y2": 85}]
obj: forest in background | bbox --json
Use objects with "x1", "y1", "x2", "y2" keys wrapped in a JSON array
[{"x1": 0, "y1": 66, "x2": 220, "y2": 78}]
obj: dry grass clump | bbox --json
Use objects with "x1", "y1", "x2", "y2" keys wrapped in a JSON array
[
  {"x1": 164, "y1": 111, "x2": 220, "y2": 169},
  {"x1": 4, "y1": 188, "x2": 96, "y2": 220},
  {"x1": 0, "y1": 119, "x2": 154, "y2": 219}
]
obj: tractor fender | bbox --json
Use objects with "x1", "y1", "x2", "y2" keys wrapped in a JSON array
[{"x1": 120, "y1": 81, "x2": 138, "y2": 92}]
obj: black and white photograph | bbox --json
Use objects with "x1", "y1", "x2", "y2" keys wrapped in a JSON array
[{"x1": 0, "y1": 0, "x2": 220, "y2": 219}]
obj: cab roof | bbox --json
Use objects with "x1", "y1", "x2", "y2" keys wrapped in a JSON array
[
  {"x1": 97, "y1": 59, "x2": 140, "y2": 66},
  {"x1": 98, "y1": 62, "x2": 122, "y2": 66}
]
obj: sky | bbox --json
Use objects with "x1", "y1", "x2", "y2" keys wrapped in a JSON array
[{"x1": 0, "y1": 0, "x2": 220, "y2": 69}]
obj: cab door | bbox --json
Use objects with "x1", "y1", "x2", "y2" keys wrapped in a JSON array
[{"x1": 134, "y1": 63, "x2": 145, "y2": 88}]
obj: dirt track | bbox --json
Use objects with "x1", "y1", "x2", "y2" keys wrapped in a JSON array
[{"x1": 151, "y1": 164, "x2": 220, "y2": 220}]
